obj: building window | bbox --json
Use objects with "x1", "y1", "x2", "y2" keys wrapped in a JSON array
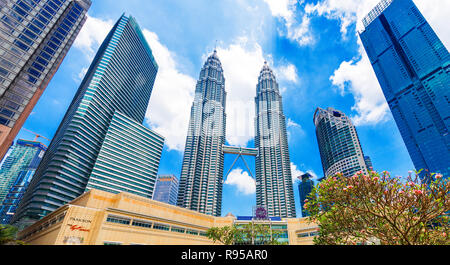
[
  {"x1": 153, "y1": 223, "x2": 170, "y2": 231},
  {"x1": 171, "y1": 227, "x2": 186, "y2": 234},
  {"x1": 106, "y1": 215, "x2": 131, "y2": 225},
  {"x1": 132, "y1": 220, "x2": 152, "y2": 229}
]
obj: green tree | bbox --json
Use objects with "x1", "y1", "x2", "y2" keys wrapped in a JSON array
[
  {"x1": 0, "y1": 224, "x2": 26, "y2": 245},
  {"x1": 206, "y1": 223, "x2": 287, "y2": 245},
  {"x1": 206, "y1": 225, "x2": 242, "y2": 245},
  {"x1": 305, "y1": 171, "x2": 450, "y2": 245}
]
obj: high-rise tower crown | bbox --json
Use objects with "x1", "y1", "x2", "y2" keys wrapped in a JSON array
[{"x1": 258, "y1": 61, "x2": 277, "y2": 82}]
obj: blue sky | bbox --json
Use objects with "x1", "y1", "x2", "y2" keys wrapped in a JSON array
[{"x1": 14, "y1": 0, "x2": 449, "y2": 217}]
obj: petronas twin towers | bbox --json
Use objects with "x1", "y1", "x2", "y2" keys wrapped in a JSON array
[{"x1": 177, "y1": 51, "x2": 296, "y2": 218}]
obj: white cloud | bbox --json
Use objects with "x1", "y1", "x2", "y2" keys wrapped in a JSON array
[
  {"x1": 73, "y1": 15, "x2": 197, "y2": 152},
  {"x1": 330, "y1": 44, "x2": 390, "y2": 126},
  {"x1": 143, "y1": 30, "x2": 197, "y2": 152},
  {"x1": 263, "y1": 0, "x2": 314, "y2": 46},
  {"x1": 263, "y1": 0, "x2": 296, "y2": 19},
  {"x1": 225, "y1": 168, "x2": 256, "y2": 195},
  {"x1": 286, "y1": 118, "x2": 305, "y2": 141},
  {"x1": 304, "y1": 0, "x2": 380, "y2": 38},
  {"x1": 216, "y1": 37, "x2": 299, "y2": 147},
  {"x1": 306, "y1": 0, "x2": 449, "y2": 126},
  {"x1": 287, "y1": 118, "x2": 301, "y2": 128},
  {"x1": 291, "y1": 162, "x2": 319, "y2": 183},
  {"x1": 275, "y1": 63, "x2": 299, "y2": 84},
  {"x1": 73, "y1": 15, "x2": 114, "y2": 60},
  {"x1": 215, "y1": 37, "x2": 265, "y2": 147},
  {"x1": 71, "y1": 16, "x2": 299, "y2": 152}
]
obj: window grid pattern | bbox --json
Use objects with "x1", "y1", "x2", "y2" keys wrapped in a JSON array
[
  {"x1": 360, "y1": 0, "x2": 450, "y2": 179},
  {"x1": 178, "y1": 50, "x2": 226, "y2": 217},
  {"x1": 314, "y1": 107, "x2": 369, "y2": 178},
  {"x1": 12, "y1": 14, "x2": 159, "y2": 226},
  {"x1": 255, "y1": 62, "x2": 296, "y2": 218}
]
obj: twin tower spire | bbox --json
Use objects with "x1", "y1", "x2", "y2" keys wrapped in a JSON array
[{"x1": 177, "y1": 50, "x2": 296, "y2": 218}]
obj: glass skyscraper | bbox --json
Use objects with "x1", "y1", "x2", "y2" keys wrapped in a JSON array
[
  {"x1": 177, "y1": 50, "x2": 226, "y2": 217},
  {"x1": 153, "y1": 175, "x2": 179, "y2": 206},
  {"x1": 12, "y1": 15, "x2": 162, "y2": 228},
  {"x1": 0, "y1": 139, "x2": 45, "y2": 204},
  {"x1": 364, "y1": 156, "x2": 374, "y2": 172},
  {"x1": 0, "y1": 139, "x2": 46, "y2": 224},
  {"x1": 360, "y1": 0, "x2": 449, "y2": 178},
  {"x1": 0, "y1": 0, "x2": 91, "y2": 161},
  {"x1": 255, "y1": 62, "x2": 296, "y2": 218},
  {"x1": 87, "y1": 111, "x2": 164, "y2": 199},
  {"x1": 298, "y1": 173, "x2": 314, "y2": 218},
  {"x1": 314, "y1": 107, "x2": 369, "y2": 178}
]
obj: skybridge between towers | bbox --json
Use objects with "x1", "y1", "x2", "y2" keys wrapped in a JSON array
[{"x1": 223, "y1": 145, "x2": 258, "y2": 181}]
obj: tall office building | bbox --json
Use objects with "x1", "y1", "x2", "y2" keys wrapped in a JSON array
[
  {"x1": 314, "y1": 107, "x2": 369, "y2": 178},
  {"x1": 87, "y1": 111, "x2": 164, "y2": 199},
  {"x1": 364, "y1": 156, "x2": 374, "y2": 172},
  {"x1": 0, "y1": 0, "x2": 91, "y2": 161},
  {"x1": 360, "y1": 0, "x2": 450, "y2": 178},
  {"x1": 255, "y1": 62, "x2": 296, "y2": 218},
  {"x1": 12, "y1": 15, "x2": 162, "y2": 228},
  {"x1": 298, "y1": 173, "x2": 314, "y2": 218},
  {"x1": 0, "y1": 139, "x2": 45, "y2": 204},
  {"x1": 178, "y1": 50, "x2": 226, "y2": 217},
  {"x1": 0, "y1": 140, "x2": 46, "y2": 224},
  {"x1": 153, "y1": 175, "x2": 179, "y2": 206}
]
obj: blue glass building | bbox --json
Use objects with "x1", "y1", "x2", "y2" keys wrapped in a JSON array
[
  {"x1": 364, "y1": 156, "x2": 375, "y2": 172},
  {"x1": 0, "y1": 0, "x2": 91, "y2": 161},
  {"x1": 12, "y1": 15, "x2": 163, "y2": 228},
  {"x1": 0, "y1": 140, "x2": 46, "y2": 224},
  {"x1": 153, "y1": 175, "x2": 179, "y2": 206},
  {"x1": 360, "y1": 0, "x2": 450, "y2": 178},
  {"x1": 298, "y1": 173, "x2": 314, "y2": 218}
]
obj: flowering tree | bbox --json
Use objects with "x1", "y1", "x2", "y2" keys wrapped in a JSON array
[{"x1": 304, "y1": 171, "x2": 449, "y2": 245}]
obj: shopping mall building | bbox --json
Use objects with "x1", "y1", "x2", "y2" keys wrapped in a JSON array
[{"x1": 17, "y1": 189, "x2": 319, "y2": 245}]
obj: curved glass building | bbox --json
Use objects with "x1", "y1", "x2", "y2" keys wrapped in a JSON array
[
  {"x1": 12, "y1": 15, "x2": 162, "y2": 228},
  {"x1": 177, "y1": 50, "x2": 226, "y2": 217},
  {"x1": 255, "y1": 62, "x2": 296, "y2": 218},
  {"x1": 314, "y1": 107, "x2": 369, "y2": 178}
]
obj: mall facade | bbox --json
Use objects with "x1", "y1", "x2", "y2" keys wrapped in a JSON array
[{"x1": 17, "y1": 189, "x2": 318, "y2": 245}]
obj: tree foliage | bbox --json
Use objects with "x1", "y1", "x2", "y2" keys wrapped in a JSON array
[
  {"x1": 305, "y1": 171, "x2": 450, "y2": 245},
  {"x1": 206, "y1": 223, "x2": 287, "y2": 245},
  {"x1": 0, "y1": 224, "x2": 26, "y2": 245}
]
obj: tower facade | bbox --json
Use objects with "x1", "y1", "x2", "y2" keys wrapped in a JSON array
[
  {"x1": 177, "y1": 50, "x2": 226, "y2": 217},
  {"x1": 153, "y1": 175, "x2": 179, "y2": 206},
  {"x1": 0, "y1": 139, "x2": 46, "y2": 205},
  {"x1": 0, "y1": 140, "x2": 46, "y2": 224},
  {"x1": 0, "y1": 0, "x2": 92, "y2": 161},
  {"x1": 298, "y1": 173, "x2": 314, "y2": 218},
  {"x1": 12, "y1": 15, "x2": 161, "y2": 227},
  {"x1": 314, "y1": 107, "x2": 369, "y2": 178},
  {"x1": 360, "y1": 0, "x2": 450, "y2": 178},
  {"x1": 255, "y1": 62, "x2": 296, "y2": 218}
]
